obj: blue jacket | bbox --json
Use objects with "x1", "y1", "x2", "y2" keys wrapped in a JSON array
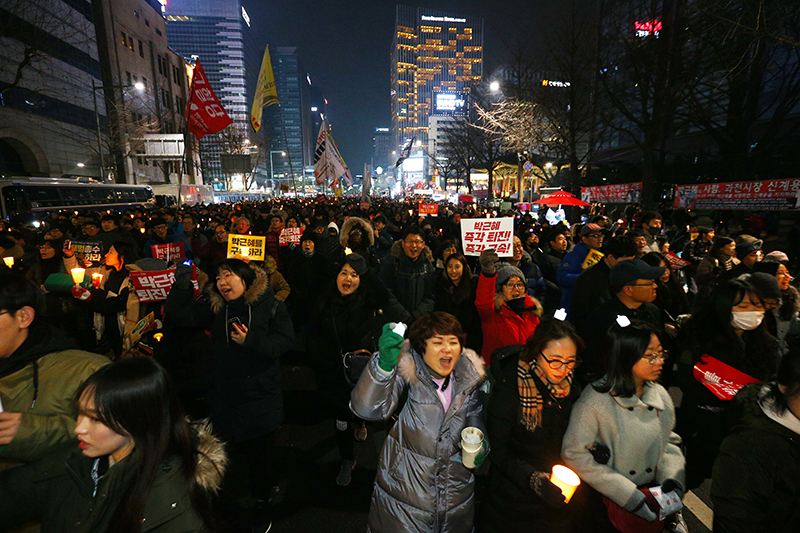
[{"x1": 556, "y1": 241, "x2": 591, "y2": 313}]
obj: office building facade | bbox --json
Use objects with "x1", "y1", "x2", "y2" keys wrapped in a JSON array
[{"x1": 391, "y1": 5, "x2": 483, "y2": 156}]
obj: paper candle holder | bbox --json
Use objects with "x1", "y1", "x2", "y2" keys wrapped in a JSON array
[
  {"x1": 550, "y1": 465, "x2": 581, "y2": 503},
  {"x1": 71, "y1": 268, "x2": 86, "y2": 285}
]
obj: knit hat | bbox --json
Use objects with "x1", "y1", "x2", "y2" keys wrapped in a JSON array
[
  {"x1": 747, "y1": 272, "x2": 782, "y2": 301},
  {"x1": 496, "y1": 263, "x2": 526, "y2": 291},
  {"x1": 735, "y1": 241, "x2": 762, "y2": 261},
  {"x1": 342, "y1": 253, "x2": 368, "y2": 275},
  {"x1": 764, "y1": 251, "x2": 789, "y2": 264},
  {"x1": 300, "y1": 230, "x2": 317, "y2": 244}
]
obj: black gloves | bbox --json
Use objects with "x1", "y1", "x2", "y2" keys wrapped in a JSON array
[
  {"x1": 660, "y1": 479, "x2": 684, "y2": 500},
  {"x1": 530, "y1": 471, "x2": 567, "y2": 508},
  {"x1": 173, "y1": 262, "x2": 193, "y2": 290},
  {"x1": 479, "y1": 248, "x2": 499, "y2": 276}
]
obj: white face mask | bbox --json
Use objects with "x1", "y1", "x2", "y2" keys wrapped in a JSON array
[{"x1": 731, "y1": 310, "x2": 765, "y2": 331}]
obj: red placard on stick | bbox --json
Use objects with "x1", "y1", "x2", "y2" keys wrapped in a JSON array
[
  {"x1": 693, "y1": 355, "x2": 760, "y2": 400},
  {"x1": 131, "y1": 267, "x2": 199, "y2": 302},
  {"x1": 665, "y1": 251, "x2": 691, "y2": 270},
  {"x1": 419, "y1": 202, "x2": 438, "y2": 216},
  {"x1": 279, "y1": 227, "x2": 302, "y2": 246},
  {"x1": 150, "y1": 242, "x2": 185, "y2": 263}
]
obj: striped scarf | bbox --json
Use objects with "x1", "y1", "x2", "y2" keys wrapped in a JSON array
[{"x1": 517, "y1": 359, "x2": 573, "y2": 431}]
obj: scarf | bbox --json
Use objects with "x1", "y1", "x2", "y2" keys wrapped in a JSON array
[{"x1": 517, "y1": 358, "x2": 573, "y2": 431}]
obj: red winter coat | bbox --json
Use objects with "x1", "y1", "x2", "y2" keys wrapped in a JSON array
[{"x1": 475, "y1": 272, "x2": 541, "y2": 364}]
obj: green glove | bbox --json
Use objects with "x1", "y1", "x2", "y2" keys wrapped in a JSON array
[
  {"x1": 378, "y1": 323, "x2": 404, "y2": 372},
  {"x1": 474, "y1": 441, "x2": 488, "y2": 469}
]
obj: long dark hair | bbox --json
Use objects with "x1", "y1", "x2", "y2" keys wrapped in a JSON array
[
  {"x1": 109, "y1": 240, "x2": 139, "y2": 267},
  {"x1": 594, "y1": 320, "x2": 660, "y2": 398},
  {"x1": 763, "y1": 343, "x2": 800, "y2": 415},
  {"x1": 443, "y1": 253, "x2": 474, "y2": 305},
  {"x1": 74, "y1": 358, "x2": 216, "y2": 533},
  {"x1": 520, "y1": 317, "x2": 585, "y2": 364}
]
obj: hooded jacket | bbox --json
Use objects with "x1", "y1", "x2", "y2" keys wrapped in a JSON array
[
  {"x1": 0, "y1": 421, "x2": 227, "y2": 533},
  {"x1": 711, "y1": 384, "x2": 800, "y2": 533},
  {"x1": 0, "y1": 323, "x2": 109, "y2": 463},
  {"x1": 379, "y1": 240, "x2": 437, "y2": 323},
  {"x1": 165, "y1": 267, "x2": 294, "y2": 442},
  {"x1": 351, "y1": 341, "x2": 487, "y2": 533}
]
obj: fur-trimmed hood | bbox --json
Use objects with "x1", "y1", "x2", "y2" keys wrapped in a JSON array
[
  {"x1": 494, "y1": 292, "x2": 543, "y2": 315},
  {"x1": 339, "y1": 217, "x2": 375, "y2": 247},
  {"x1": 206, "y1": 265, "x2": 272, "y2": 313},
  {"x1": 192, "y1": 419, "x2": 227, "y2": 493},
  {"x1": 389, "y1": 239, "x2": 434, "y2": 263},
  {"x1": 396, "y1": 339, "x2": 485, "y2": 386}
]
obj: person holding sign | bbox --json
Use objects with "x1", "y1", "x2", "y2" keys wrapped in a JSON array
[
  {"x1": 143, "y1": 218, "x2": 185, "y2": 259},
  {"x1": 562, "y1": 320, "x2": 686, "y2": 533},
  {"x1": 556, "y1": 224, "x2": 604, "y2": 315},
  {"x1": 481, "y1": 318, "x2": 587, "y2": 533}
]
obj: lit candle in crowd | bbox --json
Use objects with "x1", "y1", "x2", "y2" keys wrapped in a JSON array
[
  {"x1": 3, "y1": 257, "x2": 14, "y2": 268},
  {"x1": 92, "y1": 272, "x2": 103, "y2": 288},
  {"x1": 71, "y1": 268, "x2": 86, "y2": 285},
  {"x1": 550, "y1": 465, "x2": 581, "y2": 503}
]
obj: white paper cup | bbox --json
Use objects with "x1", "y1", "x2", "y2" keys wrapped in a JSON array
[
  {"x1": 461, "y1": 427, "x2": 484, "y2": 468},
  {"x1": 550, "y1": 464, "x2": 581, "y2": 503}
]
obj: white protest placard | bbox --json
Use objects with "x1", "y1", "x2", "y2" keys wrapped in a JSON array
[{"x1": 460, "y1": 217, "x2": 515, "y2": 257}]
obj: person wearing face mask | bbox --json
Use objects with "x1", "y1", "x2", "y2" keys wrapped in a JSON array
[
  {"x1": 640, "y1": 211, "x2": 663, "y2": 253},
  {"x1": 677, "y1": 278, "x2": 780, "y2": 489},
  {"x1": 165, "y1": 258, "x2": 294, "y2": 531},
  {"x1": 308, "y1": 254, "x2": 390, "y2": 486},
  {"x1": 476, "y1": 248, "x2": 542, "y2": 364},
  {"x1": 435, "y1": 253, "x2": 482, "y2": 352}
]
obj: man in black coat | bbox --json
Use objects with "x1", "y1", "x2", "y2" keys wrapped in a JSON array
[
  {"x1": 577, "y1": 259, "x2": 665, "y2": 382},
  {"x1": 537, "y1": 227, "x2": 569, "y2": 315},
  {"x1": 379, "y1": 224, "x2": 437, "y2": 324},
  {"x1": 569, "y1": 235, "x2": 638, "y2": 324}
]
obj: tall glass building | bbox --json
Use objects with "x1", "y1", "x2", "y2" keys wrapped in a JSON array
[
  {"x1": 163, "y1": 0, "x2": 248, "y2": 188},
  {"x1": 391, "y1": 5, "x2": 484, "y2": 154}
]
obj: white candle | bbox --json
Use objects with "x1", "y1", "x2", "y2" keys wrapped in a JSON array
[{"x1": 71, "y1": 268, "x2": 86, "y2": 285}]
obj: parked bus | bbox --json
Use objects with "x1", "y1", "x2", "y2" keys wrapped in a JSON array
[{"x1": 0, "y1": 177, "x2": 155, "y2": 222}]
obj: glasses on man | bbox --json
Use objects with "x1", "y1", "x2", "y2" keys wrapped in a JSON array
[
  {"x1": 504, "y1": 282, "x2": 526, "y2": 290},
  {"x1": 540, "y1": 352, "x2": 580, "y2": 370},
  {"x1": 404, "y1": 239, "x2": 425, "y2": 245},
  {"x1": 628, "y1": 281, "x2": 657, "y2": 287},
  {"x1": 641, "y1": 350, "x2": 669, "y2": 365}
]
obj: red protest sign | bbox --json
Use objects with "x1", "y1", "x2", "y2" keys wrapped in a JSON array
[
  {"x1": 665, "y1": 251, "x2": 691, "y2": 270},
  {"x1": 186, "y1": 60, "x2": 233, "y2": 139},
  {"x1": 150, "y1": 242, "x2": 185, "y2": 263},
  {"x1": 419, "y1": 202, "x2": 438, "y2": 216},
  {"x1": 279, "y1": 227, "x2": 302, "y2": 246},
  {"x1": 693, "y1": 355, "x2": 760, "y2": 400},
  {"x1": 581, "y1": 182, "x2": 642, "y2": 204},
  {"x1": 131, "y1": 267, "x2": 199, "y2": 302},
  {"x1": 674, "y1": 179, "x2": 800, "y2": 210}
]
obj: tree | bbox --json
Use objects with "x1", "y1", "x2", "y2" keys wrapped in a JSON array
[
  {"x1": 217, "y1": 126, "x2": 261, "y2": 191},
  {"x1": 439, "y1": 115, "x2": 481, "y2": 194}
]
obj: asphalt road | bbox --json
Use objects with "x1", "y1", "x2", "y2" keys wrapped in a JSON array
[{"x1": 266, "y1": 350, "x2": 714, "y2": 533}]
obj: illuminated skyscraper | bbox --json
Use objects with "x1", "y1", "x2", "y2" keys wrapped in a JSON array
[{"x1": 391, "y1": 5, "x2": 483, "y2": 154}]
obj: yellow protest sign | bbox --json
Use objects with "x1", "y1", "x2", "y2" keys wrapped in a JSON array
[
  {"x1": 227, "y1": 234, "x2": 266, "y2": 261},
  {"x1": 582, "y1": 249, "x2": 605, "y2": 270}
]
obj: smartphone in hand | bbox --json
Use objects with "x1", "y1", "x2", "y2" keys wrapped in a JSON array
[{"x1": 227, "y1": 317, "x2": 243, "y2": 334}]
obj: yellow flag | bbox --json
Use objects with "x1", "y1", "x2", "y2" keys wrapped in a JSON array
[{"x1": 250, "y1": 46, "x2": 279, "y2": 132}]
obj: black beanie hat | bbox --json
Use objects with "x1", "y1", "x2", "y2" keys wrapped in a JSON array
[{"x1": 342, "y1": 253, "x2": 368, "y2": 275}]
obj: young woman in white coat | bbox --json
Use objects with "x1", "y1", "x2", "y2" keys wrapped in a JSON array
[{"x1": 561, "y1": 319, "x2": 686, "y2": 533}]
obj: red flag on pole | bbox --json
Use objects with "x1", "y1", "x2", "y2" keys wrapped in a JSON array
[{"x1": 185, "y1": 60, "x2": 233, "y2": 139}]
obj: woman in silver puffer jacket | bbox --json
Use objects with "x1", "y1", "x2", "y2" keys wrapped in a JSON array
[{"x1": 351, "y1": 312, "x2": 488, "y2": 532}]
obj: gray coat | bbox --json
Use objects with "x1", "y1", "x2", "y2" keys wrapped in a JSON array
[
  {"x1": 561, "y1": 382, "x2": 685, "y2": 508},
  {"x1": 351, "y1": 341, "x2": 487, "y2": 533}
]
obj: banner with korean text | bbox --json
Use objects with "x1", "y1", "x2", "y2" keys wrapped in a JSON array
[
  {"x1": 674, "y1": 179, "x2": 800, "y2": 210},
  {"x1": 419, "y1": 202, "x2": 438, "y2": 216},
  {"x1": 227, "y1": 234, "x2": 266, "y2": 260},
  {"x1": 460, "y1": 218, "x2": 515, "y2": 257},
  {"x1": 150, "y1": 242, "x2": 185, "y2": 263},
  {"x1": 581, "y1": 182, "x2": 642, "y2": 204},
  {"x1": 279, "y1": 227, "x2": 302, "y2": 246},
  {"x1": 130, "y1": 267, "x2": 199, "y2": 303},
  {"x1": 186, "y1": 60, "x2": 233, "y2": 139}
]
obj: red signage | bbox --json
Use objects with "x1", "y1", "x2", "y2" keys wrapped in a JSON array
[
  {"x1": 186, "y1": 60, "x2": 233, "y2": 139},
  {"x1": 279, "y1": 227, "x2": 302, "y2": 246},
  {"x1": 635, "y1": 20, "x2": 662, "y2": 37},
  {"x1": 674, "y1": 179, "x2": 800, "y2": 210},
  {"x1": 581, "y1": 182, "x2": 642, "y2": 204},
  {"x1": 150, "y1": 242, "x2": 185, "y2": 263},
  {"x1": 419, "y1": 202, "x2": 438, "y2": 216},
  {"x1": 693, "y1": 355, "x2": 760, "y2": 400},
  {"x1": 664, "y1": 251, "x2": 690, "y2": 270},
  {"x1": 131, "y1": 267, "x2": 199, "y2": 302}
]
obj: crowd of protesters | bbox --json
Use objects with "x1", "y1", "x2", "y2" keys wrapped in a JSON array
[{"x1": 1, "y1": 195, "x2": 800, "y2": 533}]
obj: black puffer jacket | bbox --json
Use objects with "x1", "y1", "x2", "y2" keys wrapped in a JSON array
[
  {"x1": 711, "y1": 384, "x2": 800, "y2": 533},
  {"x1": 379, "y1": 240, "x2": 436, "y2": 323},
  {"x1": 165, "y1": 267, "x2": 294, "y2": 442}
]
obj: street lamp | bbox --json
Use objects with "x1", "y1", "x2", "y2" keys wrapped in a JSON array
[
  {"x1": 269, "y1": 150, "x2": 286, "y2": 195},
  {"x1": 91, "y1": 80, "x2": 144, "y2": 181},
  {"x1": 489, "y1": 81, "x2": 500, "y2": 93}
]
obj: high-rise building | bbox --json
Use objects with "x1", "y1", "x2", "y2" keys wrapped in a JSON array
[
  {"x1": 391, "y1": 5, "x2": 483, "y2": 156},
  {"x1": 0, "y1": 0, "x2": 103, "y2": 178},
  {"x1": 164, "y1": 0, "x2": 248, "y2": 189},
  {"x1": 372, "y1": 127, "x2": 391, "y2": 171}
]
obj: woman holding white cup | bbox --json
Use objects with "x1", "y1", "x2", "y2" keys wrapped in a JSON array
[{"x1": 481, "y1": 316, "x2": 586, "y2": 533}]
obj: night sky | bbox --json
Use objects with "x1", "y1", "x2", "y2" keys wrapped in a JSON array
[{"x1": 242, "y1": 0, "x2": 586, "y2": 172}]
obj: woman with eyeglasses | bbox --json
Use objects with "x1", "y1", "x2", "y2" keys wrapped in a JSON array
[
  {"x1": 562, "y1": 320, "x2": 685, "y2": 533},
  {"x1": 481, "y1": 317, "x2": 587, "y2": 533},
  {"x1": 476, "y1": 248, "x2": 542, "y2": 363}
]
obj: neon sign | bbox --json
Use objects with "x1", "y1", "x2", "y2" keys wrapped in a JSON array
[
  {"x1": 635, "y1": 20, "x2": 662, "y2": 38},
  {"x1": 542, "y1": 80, "x2": 571, "y2": 88},
  {"x1": 421, "y1": 15, "x2": 467, "y2": 23}
]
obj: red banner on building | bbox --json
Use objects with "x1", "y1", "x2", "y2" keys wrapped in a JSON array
[
  {"x1": 419, "y1": 202, "x2": 438, "y2": 216},
  {"x1": 131, "y1": 268, "x2": 198, "y2": 302},
  {"x1": 186, "y1": 60, "x2": 233, "y2": 139},
  {"x1": 674, "y1": 179, "x2": 800, "y2": 210},
  {"x1": 150, "y1": 242, "x2": 185, "y2": 263},
  {"x1": 581, "y1": 182, "x2": 642, "y2": 204}
]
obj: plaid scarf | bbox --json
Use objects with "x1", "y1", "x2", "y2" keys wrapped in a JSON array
[{"x1": 517, "y1": 359, "x2": 573, "y2": 431}]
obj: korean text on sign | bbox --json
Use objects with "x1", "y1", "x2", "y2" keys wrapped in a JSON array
[
  {"x1": 130, "y1": 268, "x2": 198, "y2": 303},
  {"x1": 72, "y1": 240, "x2": 103, "y2": 263},
  {"x1": 419, "y1": 202, "x2": 438, "y2": 216},
  {"x1": 227, "y1": 234, "x2": 266, "y2": 260},
  {"x1": 279, "y1": 227, "x2": 302, "y2": 246},
  {"x1": 150, "y1": 242, "x2": 185, "y2": 263},
  {"x1": 460, "y1": 217, "x2": 515, "y2": 257}
]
